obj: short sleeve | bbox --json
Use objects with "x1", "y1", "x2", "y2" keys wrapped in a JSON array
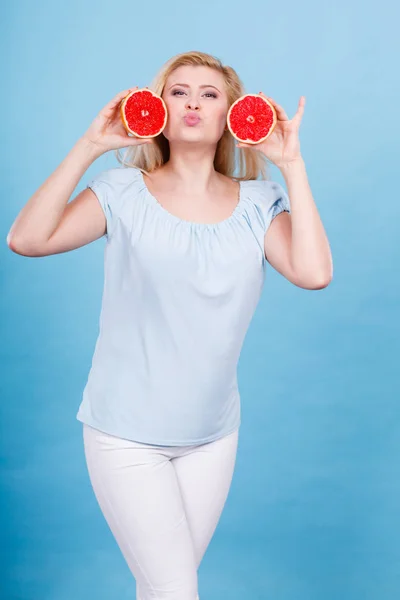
[
  {"x1": 86, "y1": 167, "x2": 139, "y2": 240},
  {"x1": 86, "y1": 168, "x2": 117, "y2": 239},
  {"x1": 259, "y1": 180, "x2": 291, "y2": 233}
]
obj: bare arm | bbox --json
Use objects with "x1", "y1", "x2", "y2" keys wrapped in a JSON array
[
  {"x1": 7, "y1": 86, "x2": 154, "y2": 257},
  {"x1": 7, "y1": 138, "x2": 105, "y2": 256},
  {"x1": 264, "y1": 159, "x2": 333, "y2": 289}
]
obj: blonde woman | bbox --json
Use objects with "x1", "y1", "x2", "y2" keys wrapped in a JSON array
[{"x1": 7, "y1": 50, "x2": 332, "y2": 600}]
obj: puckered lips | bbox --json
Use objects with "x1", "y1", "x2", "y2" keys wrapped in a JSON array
[{"x1": 184, "y1": 112, "x2": 201, "y2": 126}]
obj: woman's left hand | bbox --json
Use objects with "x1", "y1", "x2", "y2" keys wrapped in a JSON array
[{"x1": 236, "y1": 93, "x2": 305, "y2": 170}]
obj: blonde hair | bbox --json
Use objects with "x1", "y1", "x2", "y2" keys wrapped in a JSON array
[{"x1": 114, "y1": 50, "x2": 271, "y2": 181}]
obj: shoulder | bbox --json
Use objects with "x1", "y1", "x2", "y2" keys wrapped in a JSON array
[
  {"x1": 86, "y1": 166, "x2": 144, "y2": 208},
  {"x1": 241, "y1": 177, "x2": 287, "y2": 197},
  {"x1": 86, "y1": 166, "x2": 144, "y2": 239},
  {"x1": 241, "y1": 178, "x2": 290, "y2": 210},
  {"x1": 87, "y1": 165, "x2": 142, "y2": 189},
  {"x1": 240, "y1": 178, "x2": 291, "y2": 231}
]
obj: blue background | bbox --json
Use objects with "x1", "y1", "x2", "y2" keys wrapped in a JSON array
[{"x1": 2, "y1": 0, "x2": 399, "y2": 599}]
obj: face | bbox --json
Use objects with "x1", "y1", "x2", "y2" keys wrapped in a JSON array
[{"x1": 161, "y1": 65, "x2": 229, "y2": 145}]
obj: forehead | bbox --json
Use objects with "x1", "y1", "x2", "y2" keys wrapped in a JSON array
[{"x1": 165, "y1": 65, "x2": 225, "y2": 89}]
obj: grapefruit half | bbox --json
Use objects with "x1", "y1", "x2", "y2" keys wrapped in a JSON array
[
  {"x1": 227, "y1": 94, "x2": 277, "y2": 144},
  {"x1": 121, "y1": 88, "x2": 168, "y2": 138}
]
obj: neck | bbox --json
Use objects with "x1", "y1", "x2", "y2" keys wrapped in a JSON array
[{"x1": 160, "y1": 143, "x2": 220, "y2": 194}]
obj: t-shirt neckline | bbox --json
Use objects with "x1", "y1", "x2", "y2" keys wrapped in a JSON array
[{"x1": 137, "y1": 168, "x2": 244, "y2": 229}]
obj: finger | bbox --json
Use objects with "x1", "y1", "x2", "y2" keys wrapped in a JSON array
[
  {"x1": 132, "y1": 137, "x2": 155, "y2": 146},
  {"x1": 290, "y1": 96, "x2": 305, "y2": 127},
  {"x1": 295, "y1": 96, "x2": 306, "y2": 119},
  {"x1": 270, "y1": 100, "x2": 289, "y2": 121},
  {"x1": 236, "y1": 142, "x2": 255, "y2": 149},
  {"x1": 104, "y1": 87, "x2": 138, "y2": 111},
  {"x1": 259, "y1": 92, "x2": 289, "y2": 121}
]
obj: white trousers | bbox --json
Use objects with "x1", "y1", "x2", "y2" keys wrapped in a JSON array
[{"x1": 83, "y1": 423, "x2": 239, "y2": 600}]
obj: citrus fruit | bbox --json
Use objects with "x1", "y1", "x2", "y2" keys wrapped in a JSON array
[
  {"x1": 227, "y1": 94, "x2": 277, "y2": 144},
  {"x1": 120, "y1": 88, "x2": 168, "y2": 138}
]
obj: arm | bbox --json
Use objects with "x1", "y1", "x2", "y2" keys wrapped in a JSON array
[
  {"x1": 7, "y1": 87, "x2": 149, "y2": 257},
  {"x1": 264, "y1": 158, "x2": 333, "y2": 289},
  {"x1": 7, "y1": 137, "x2": 106, "y2": 256}
]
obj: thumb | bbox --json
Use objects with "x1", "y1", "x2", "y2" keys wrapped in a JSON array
[{"x1": 126, "y1": 137, "x2": 155, "y2": 146}]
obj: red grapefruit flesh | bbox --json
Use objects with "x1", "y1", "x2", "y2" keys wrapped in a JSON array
[
  {"x1": 121, "y1": 88, "x2": 168, "y2": 138},
  {"x1": 227, "y1": 94, "x2": 277, "y2": 144}
]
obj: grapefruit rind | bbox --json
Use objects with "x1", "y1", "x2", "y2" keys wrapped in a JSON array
[
  {"x1": 227, "y1": 93, "x2": 277, "y2": 144},
  {"x1": 120, "y1": 88, "x2": 168, "y2": 138}
]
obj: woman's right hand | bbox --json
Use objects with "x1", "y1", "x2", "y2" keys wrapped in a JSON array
[{"x1": 82, "y1": 87, "x2": 156, "y2": 154}]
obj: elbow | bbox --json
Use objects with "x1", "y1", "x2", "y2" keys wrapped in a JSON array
[
  {"x1": 6, "y1": 232, "x2": 20, "y2": 254},
  {"x1": 6, "y1": 233, "x2": 37, "y2": 257},
  {"x1": 292, "y1": 268, "x2": 333, "y2": 290},
  {"x1": 310, "y1": 279, "x2": 332, "y2": 290},
  {"x1": 307, "y1": 272, "x2": 333, "y2": 290}
]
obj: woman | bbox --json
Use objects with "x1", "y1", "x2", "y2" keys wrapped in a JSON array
[{"x1": 7, "y1": 50, "x2": 332, "y2": 599}]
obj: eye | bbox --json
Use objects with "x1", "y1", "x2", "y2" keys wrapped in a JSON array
[{"x1": 171, "y1": 90, "x2": 217, "y2": 98}]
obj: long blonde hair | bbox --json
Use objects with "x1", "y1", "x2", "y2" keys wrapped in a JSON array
[{"x1": 114, "y1": 50, "x2": 271, "y2": 181}]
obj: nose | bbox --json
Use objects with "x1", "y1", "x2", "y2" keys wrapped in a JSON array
[{"x1": 185, "y1": 96, "x2": 200, "y2": 111}]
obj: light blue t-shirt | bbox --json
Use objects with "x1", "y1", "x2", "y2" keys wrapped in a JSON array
[{"x1": 76, "y1": 166, "x2": 290, "y2": 446}]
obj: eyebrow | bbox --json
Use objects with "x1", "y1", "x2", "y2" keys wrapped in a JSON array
[{"x1": 168, "y1": 83, "x2": 221, "y2": 92}]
